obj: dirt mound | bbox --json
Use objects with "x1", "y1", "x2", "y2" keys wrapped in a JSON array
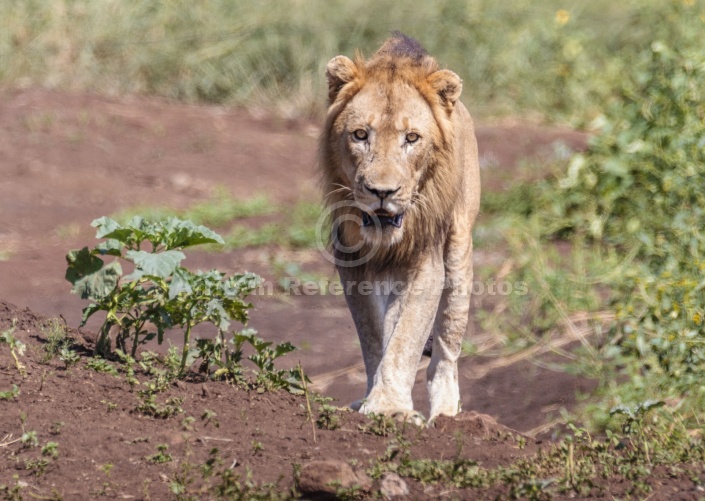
[{"x1": 0, "y1": 299, "x2": 539, "y2": 499}]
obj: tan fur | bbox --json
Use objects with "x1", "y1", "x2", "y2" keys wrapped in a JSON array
[{"x1": 319, "y1": 34, "x2": 480, "y2": 422}]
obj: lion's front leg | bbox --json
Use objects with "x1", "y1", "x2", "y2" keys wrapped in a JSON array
[
  {"x1": 427, "y1": 233, "x2": 473, "y2": 421},
  {"x1": 344, "y1": 256, "x2": 444, "y2": 418},
  {"x1": 339, "y1": 266, "x2": 385, "y2": 411}
]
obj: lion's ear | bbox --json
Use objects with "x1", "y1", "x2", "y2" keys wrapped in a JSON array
[
  {"x1": 428, "y1": 69, "x2": 463, "y2": 113},
  {"x1": 326, "y1": 55, "x2": 359, "y2": 103}
]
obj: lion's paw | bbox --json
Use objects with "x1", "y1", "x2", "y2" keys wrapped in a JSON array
[
  {"x1": 390, "y1": 409, "x2": 426, "y2": 427},
  {"x1": 349, "y1": 399, "x2": 363, "y2": 412}
]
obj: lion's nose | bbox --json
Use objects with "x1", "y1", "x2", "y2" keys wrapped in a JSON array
[{"x1": 363, "y1": 184, "x2": 400, "y2": 200}]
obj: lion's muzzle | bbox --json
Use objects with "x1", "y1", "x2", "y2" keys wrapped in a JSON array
[{"x1": 361, "y1": 209, "x2": 404, "y2": 229}]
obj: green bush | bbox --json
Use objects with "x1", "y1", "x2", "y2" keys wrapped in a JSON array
[
  {"x1": 498, "y1": 36, "x2": 705, "y2": 426},
  {"x1": 552, "y1": 41, "x2": 705, "y2": 380},
  {"x1": 65, "y1": 216, "x2": 259, "y2": 374}
]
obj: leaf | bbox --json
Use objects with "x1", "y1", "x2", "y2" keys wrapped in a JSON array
[
  {"x1": 93, "y1": 216, "x2": 150, "y2": 246},
  {"x1": 92, "y1": 217, "x2": 123, "y2": 239},
  {"x1": 94, "y1": 239, "x2": 123, "y2": 257},
  {"x1": 205, "y1": 299, "x2": 230, "y2": 331},
  {"x1": 275, "y1": 341, "x2": 296, "y2": 358},
  {"x1": 168, "y1": 268, "x2": 193, "y2": 300},
  {"x1": 80, "y1": 303, "x2": 103, "y2": 327},
  {"x1": 635, "y1": 400, "x2": 665, "y2": 415},
  {"x1": 66, "y1": 248, "x2": 122, "y2": 300},
  {"x1": 126, "y1": 250, "x2": 185, "y2": 278},
  {"x1": 162, "y1": 218, "x2": 225, "y2": 249},
  {"x1": 609, "y1": 405, "x2": 634, "y2": 418}
]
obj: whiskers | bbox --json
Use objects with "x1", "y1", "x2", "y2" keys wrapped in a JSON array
[{"x1": 325, "y1": 183, "x2": 354, "y2": 200}]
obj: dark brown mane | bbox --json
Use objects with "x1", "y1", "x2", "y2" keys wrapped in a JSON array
[{"x1": 377, "y1": 32, "x2": 428, "y2": 62}]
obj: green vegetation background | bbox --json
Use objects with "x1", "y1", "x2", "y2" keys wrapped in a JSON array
[{"x1": 0, "y1": 0, "x2": 699, "y2": 123}]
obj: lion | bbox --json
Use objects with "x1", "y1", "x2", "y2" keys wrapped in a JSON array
[{"x1": 319, "y1": 32, "x2": 481, "y2": 423}]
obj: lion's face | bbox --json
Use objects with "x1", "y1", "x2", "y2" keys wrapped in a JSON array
[
  {"x1": 334, "y1": 81, "x2": 438, "y2": 247},
  {"x1": 321, "y1": 43, "x2": 465, "y2": 266}
]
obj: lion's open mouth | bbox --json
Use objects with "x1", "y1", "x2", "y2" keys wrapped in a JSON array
[{"x1": 361, "y1": 209, "x2": 404, "y2": 229}]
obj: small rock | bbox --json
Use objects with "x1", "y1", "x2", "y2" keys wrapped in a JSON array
[
  {"x1": 379, "y1": 472, "x2": 409, "y2": 499},
  {"x1": 298, "y1": 460, "x2": 372, "y2": 500}
]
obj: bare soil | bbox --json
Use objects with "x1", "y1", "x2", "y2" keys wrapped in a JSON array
[{"x1": 2, "y1": 88, "x2": 700, "y2": 499}]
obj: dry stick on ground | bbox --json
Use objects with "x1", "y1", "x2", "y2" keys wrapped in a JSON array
[
  {"x1": 0, "y1": 434, "x2": 21, "y2": 448},
  {"x1": 299, "y1": 362, "x2": 316, "y2": 444}
]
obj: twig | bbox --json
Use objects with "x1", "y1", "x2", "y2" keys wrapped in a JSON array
[
  {"x1": 199, "y1": 437, "x2": 234, "y2": 442},
  {"x1": 299, "y1": 362, "x2": 317, "y2": 444},
  {"x1": 0, "y1": 435, "x2": 21, "y2": 448}
]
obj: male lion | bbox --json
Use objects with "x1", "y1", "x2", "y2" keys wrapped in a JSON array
[{"x1": 320, "y1": 33, "x2": 480, "y2": 422}]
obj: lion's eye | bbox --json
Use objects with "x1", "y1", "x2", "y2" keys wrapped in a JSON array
[
  {"x1": 406, "y1": 132, "x2": 420, "y2": 143},
  {"x1": 352, "y1": 129, "x2": 368, "y2": 141}
]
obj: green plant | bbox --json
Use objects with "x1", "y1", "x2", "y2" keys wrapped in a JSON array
[
  {"x1": 212, "y1": 468, "x2": 290, "y2": 500},
  {"x1": 359, "y1": 413, "x2": 397, "y2": 437},
  {"x1": 609, "y1": 400, "x2": 664, "y2": 466},
  {"x1": 316, "y1": 404, "x2": 341, "y2": 431},
  {"x1": 40, "y1": 319, "x2": 73, "y2": 364},
  {"x1": 101, "y1": 400, "x2": 118, "y2": 412},
  {"x1": 65, "y1": 216, "x2": 260, "y2": 376},
  {"x1": 86, "y1": 357, "x2": 119, "y2": 375},
  {"x1": 0, "y1": 385, "x2": 19, "y2": 401},
  {"x1": 181, "y1": 416, "x2": 196, "y2": 431},
  {"x1": 24, "y1": 458, "x2": 49, "y2": 476},
  {"x1": 41, "y1": 442, "x2": 59, "y2": 459},
  {"x1": 59, "y1": 346, "x2": 80, "y2": 368},
  {"x1": 0, "y1": 475, "x2": 24, "y2": 501},
  {"x1": 529, "y1": 40, "x2": 705, "y2": 428},
  {"x1": 50, "y1": 422, "x2": 64, "y2": 435},
  {"x1": 147, "y1": 444, "x2": 173, "y2": 464},
  {"x1": 0, "y1": 320, "x2": 26, "y2": 376},
  {"x1": 235, "y1": 331, "x2": 300, "y2": 392},
  {"x1": 21, "y1": 431, "x2": 38, "y2": 447},
  {"x1": 201, "y1": 409, "x2": 219, "y2": 428},
  {"x1": 136, "y1": 393, "x2": 184, "y2": 419},
  {"x1": 115, "y1": 349, "x2": 140, "y2": 388}
]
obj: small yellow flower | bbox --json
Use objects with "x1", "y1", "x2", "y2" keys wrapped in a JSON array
[
  {"x1": 693, "y1": 312, "x2": 702, "y2": 325},
  {"x1": 555, "y1": 9, "x2": 570, "y2": 26}
]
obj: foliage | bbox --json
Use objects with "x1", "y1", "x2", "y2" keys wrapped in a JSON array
[
  {"x1": 0, "y1": 320, "x2": 26, "y2": 376},
  {"x1": 40, "y1": 319, "x2": 79, "y2": 367},
  {"x1": 0, "y1": 385, "x2": 20, "y2": 401},
  {"x1": 2, "y1": 1, "x2": 703, "y2": 122},
  {"x1": 237, "y1": 331, "x2": 298, "y2": 392},
  {"x1": 147, "y1": 444, "x2": 173, "y2": 464},
  {"x1": 113, "y1": 190, "x2": 275, "y2": 228},
  {"x1": 65, "y1": 216, "x2": 259, "y2": 376},
  {"x1": 366, "y1": 407, "x2": 704, "y2": 498},
  {"x1": 479, "y1": 29, "x2": 705, "y2": 429},
  {"x1": 65, "y1": 216, "x2": 306, "y2": 394},
  {"x1": 547, "y1": 41, "x2": 705, "y2": 426},
  {"x1": 86, "y1": 357, "x2": 119, "y2": 375},
  {"x1": 221, "y1": 200, "x2": 322, "y2": 251},
  {"x1": 316, "y1": 403, "x2": 341, "y2": 431}
]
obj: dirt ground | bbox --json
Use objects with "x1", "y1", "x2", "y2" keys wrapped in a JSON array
[
  {"x1": 0, "y1": 88, "x2": 592, "y2": 427},
  {"x1": 6, "y1": 88, "x2": 698, "y2": 499}
]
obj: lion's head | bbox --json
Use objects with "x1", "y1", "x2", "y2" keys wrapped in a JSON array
[{"x1": 320, "y1": 33, "x2": 465, "y2": 271}]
